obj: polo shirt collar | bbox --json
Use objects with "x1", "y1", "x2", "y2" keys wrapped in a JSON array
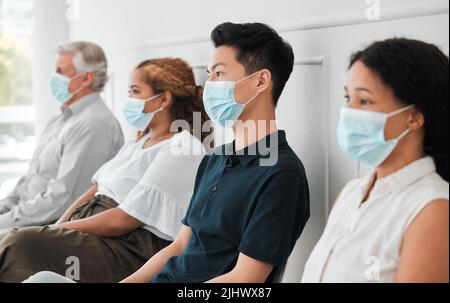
[
  {"x1": 214, "y1": 130, "x2": 287, "y2": 167},
  {"x1": 360, "y1": 156, "x2": 437, "y2": 196},
  {"x1": 60, "y1": 92, "x2": 100, "y2": 121}
]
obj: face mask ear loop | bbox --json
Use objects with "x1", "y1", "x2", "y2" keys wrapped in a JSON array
[
  {"x1": 235, "y1": 72, "x2": 261, "y2": 106},
  {"x1": 235, "y1": 71, "x2": 260, "y2": 85},
  {"x1": 70, "y1": 86, "x2": 84, "y2": 97},
  {"x1": 395, "y1": 128, "x2": 412, "y2": 142},
  {"x1": 141, "y1": 107, "x2": 164, "y2": 115},
  {"x1": 155, "y1": 107, "x2": 165, "y2": 114},
  {"x1": 141, "y1": 93, "x2": 164, "y2": 113},
  {"x1": 244, "y1": 92, "x2": 260, "y2": 106},
  {"x1": 69, "y1": 74, "x2": 87, "y2": 96},
  {"x1": 387, "y1": 105, "x2": 415, "y2": 118},
  {"x1": 386, "y1": 105, "x2": 414, "y2": 142},
  {"x1": 70, "y1": 73, "x2": 85, "y2": 81},
  {"x1": 143, "y1": 93, "x2": 164, "y2": 103}
]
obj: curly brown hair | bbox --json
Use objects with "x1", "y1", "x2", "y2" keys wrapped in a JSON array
[{"x1": 134, "y1": 58, "x2": 212, "y2": 146}]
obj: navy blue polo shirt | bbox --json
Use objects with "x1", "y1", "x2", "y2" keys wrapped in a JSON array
[{"x1": 153, "y1": 130, "x2": 310, "y2": 283}]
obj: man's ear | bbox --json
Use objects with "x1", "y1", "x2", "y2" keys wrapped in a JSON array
[
  {"x1": 82, "y1": 72, "x2": 95, "y2": 88},
  {"x1": 256, "y1": 69, "x2": 272, "y2": 95},
  {"x1": 409, "y1": 108, "x2": 425, "y2": 131}
]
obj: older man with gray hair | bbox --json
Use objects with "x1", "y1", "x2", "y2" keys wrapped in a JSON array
[{"x1": 0, "y1": 41, "x2": 124, "y2": 229}]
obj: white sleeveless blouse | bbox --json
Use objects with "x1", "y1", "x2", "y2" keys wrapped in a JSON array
[{"x1": 302, "y1": 157, "x2": 449, "y2": 283}]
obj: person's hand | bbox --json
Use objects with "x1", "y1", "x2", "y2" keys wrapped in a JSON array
[
  {"x1": 55, "y1": 217, "x2": 67, "y2": 225},
  {"x1": 49, "y1": 223, "x2": 65, "y2": 229}
]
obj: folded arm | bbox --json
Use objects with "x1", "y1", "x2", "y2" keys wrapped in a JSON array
[
  {"x1": 56, "y1": 207, "x2": 144, "y2": 238},
  {"x1": 56, "y1": 184, "x2": 98, "y2": 224}
]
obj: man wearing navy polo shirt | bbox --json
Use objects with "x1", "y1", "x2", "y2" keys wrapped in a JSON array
[{"x1": 123, "y1": 22, "x2": 310, "y2": 283}]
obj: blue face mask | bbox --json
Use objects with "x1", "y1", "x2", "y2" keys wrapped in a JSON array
[
  {"x1": 50, "y1": 72, "x2": 84, "y2": 104},
  {"x1": 123, "y1": 94, "x2": 163, "y2": 131},
  {"x1": 337, "y1": 105, "x2": 415, "y2": 166},
  {"x1": 203, "y1": 72, "x2": 260, "y2": 128}
]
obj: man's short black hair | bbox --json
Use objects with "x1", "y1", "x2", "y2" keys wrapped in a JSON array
[{"x1": 211, "y1": 22, "x2": 295, "y2": 106}]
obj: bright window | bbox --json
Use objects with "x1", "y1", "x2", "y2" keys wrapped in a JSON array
[{"x1": 0, "y1": 0, "x2": 34, "y2": 199}]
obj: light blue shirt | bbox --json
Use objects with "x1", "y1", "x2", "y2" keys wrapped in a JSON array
[{"x1": 0, "y1": 93, "x2": 124, "y2": 229}]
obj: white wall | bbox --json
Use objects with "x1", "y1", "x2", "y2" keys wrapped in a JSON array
[
  {"x1": 32, "y1": 0, "x2": 70, "y2": 136},
  {"x1": 33, "y1": 0, "x2": 449, "y2": 282}
]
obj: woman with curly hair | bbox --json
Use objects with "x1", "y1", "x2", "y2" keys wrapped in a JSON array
[{"x1": 303, "y1": 39, "x2": 449, "y2": 283}]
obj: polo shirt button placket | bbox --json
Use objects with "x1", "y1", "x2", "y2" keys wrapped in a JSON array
[{"x1": 212, "y1": 185, "x2": 218, "y2": 192}]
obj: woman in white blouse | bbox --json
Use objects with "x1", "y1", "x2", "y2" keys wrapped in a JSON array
[
  {"x1": 0, "y1": 58, "x2": 210, "y2": 283},
  {"x1": 302, "y1": 39, "x2": 449, "y2": 283}
]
